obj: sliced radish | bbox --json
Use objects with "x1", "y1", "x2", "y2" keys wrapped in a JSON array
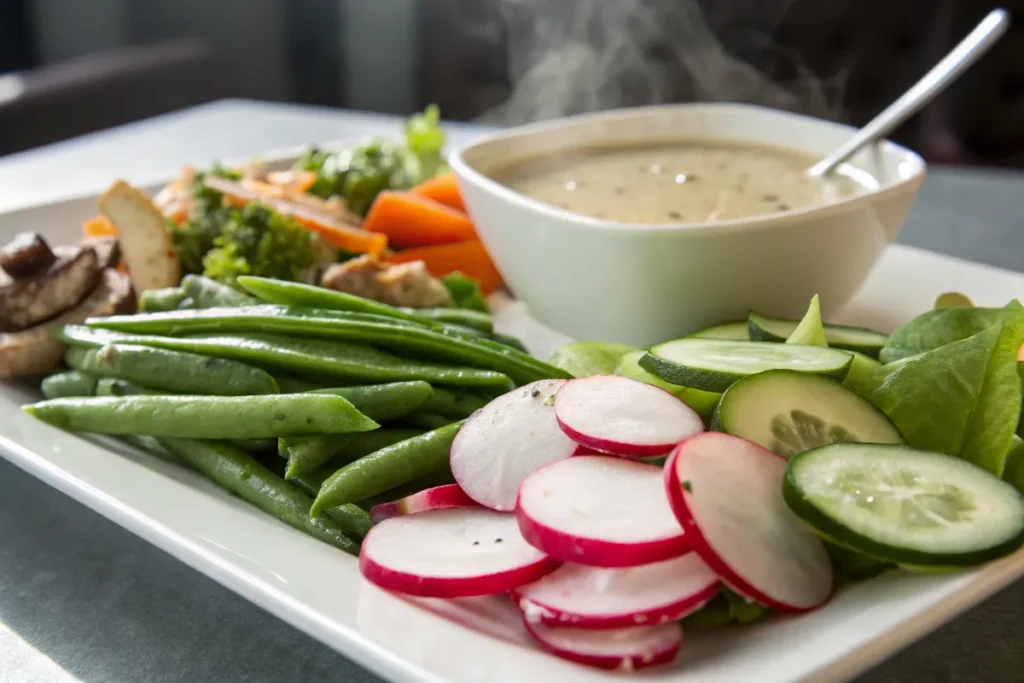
[
  {"x1": 664, "y1": 432, "x2": 833, "y2": 612},
  {"x1": 555, "y1": 375, "x2": 704, "y2": 458},
  {"x1": 369, "y1": 484, "x2": 479, "y2": 525},
  {"x1": 512, "y1": 553, "x2": 718, "y2": 629},
  {"x1": 359, "y1": 508, "x2": 559, "y2": 597},
  {"x1": 516, "y1": 456, "x2": 688, "y2": 567},
  {"x1": 451, "y1": 379, "x2": 577, "y2": 511},
  {"x1": 524, "y1": 620, "x2": 682, "y2": 671}
]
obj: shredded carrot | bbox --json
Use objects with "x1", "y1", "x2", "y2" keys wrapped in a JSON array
[
  {"x1": 82, "y1": 215, "x2": 117, "y2": 237},
  {"x1": 363, "y1": 191, "x2": 477, "y2": 248},
  {"x1": 386, "y1": 240, "x2": 502, "y2": 293},
  {"x1": 267, "y1": 170, "x2": 317, "y2": 193},
  {"x1": 409, "y1": 173, "x2": 466, "y2": 213}
]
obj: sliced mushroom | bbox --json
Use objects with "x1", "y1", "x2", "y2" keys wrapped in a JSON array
[
  {"x1": 0, "y1": 268, "x2": 136, "y2": 379},
  {"x1": 321, "y1": 255, "x2": 453, "y2": 309},
  {"x1": 0, "y1": 232, "x2": 56, "y2": 279},
  {"x1": 0, "y1": 245, "x2": 100, "y2": 333},
  {"x1": 80, "y1": 235, "x2": 122, "y2": 270}
]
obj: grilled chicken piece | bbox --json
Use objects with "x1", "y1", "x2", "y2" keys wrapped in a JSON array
[
  {"x1": 320, "y1": 255, "x2": 452, "y2": 309},
  {"x1": 0, "y1": 268, "x2": 136, "y2": 378},
  {"x1": 0, "y1": 232, "x2": 57, "y2": 279},
  {"x1": 0, "y1": 245, "x2": 99, "y2": 333}
]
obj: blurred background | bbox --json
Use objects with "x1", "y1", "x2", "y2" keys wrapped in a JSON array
[{"x1": 0, "y1": 0, "x2": 1020, "y2": 165}]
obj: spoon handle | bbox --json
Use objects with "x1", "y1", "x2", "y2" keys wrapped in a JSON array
[{"x1": 808, "y1": 8, "x2": 1010, "y2": 178}]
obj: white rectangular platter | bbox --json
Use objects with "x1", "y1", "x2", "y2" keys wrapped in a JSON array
[{"x1": 2, "y1": 183, "x2": 1023, "y2": 683}]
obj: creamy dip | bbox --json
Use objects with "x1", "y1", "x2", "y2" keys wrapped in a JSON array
[{"x1": 490, "y1": 139, "x2": 865, "y2": 224}]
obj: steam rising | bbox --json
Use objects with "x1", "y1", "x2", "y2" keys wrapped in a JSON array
[{"x1": 481, "y1": 0, "x2": 846, "y2": 126}]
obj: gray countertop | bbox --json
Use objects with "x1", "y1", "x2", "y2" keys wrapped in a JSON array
[{"x1": 1, "y1": 100, "x2": 1022, "y2": 683}]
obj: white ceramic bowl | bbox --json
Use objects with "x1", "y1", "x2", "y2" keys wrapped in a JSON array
[{"x1": 450, "y1": 103, "x2": 926, "y2": 346}]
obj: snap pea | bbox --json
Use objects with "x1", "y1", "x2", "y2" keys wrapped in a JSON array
[
  {"x1": 139, "y1": 287, "x2": 187, "y2": 312},
  {"x1": 41, "y1": 371, "x2": 99, "y2": 399},
  {"x1": 310, "y1": 382, "x2": 433, "y2": 422},
  {"x1": 87, "y1": 306, "x2": 569, "y2": 385},
  {"x1": 284, "y1": 426, "x2": 425, "y2": 483},
  {"x1": 181, "y1": 274, "x2": 255, "y2": 308},
  {"x1": 64, "y1": 344, "x2": 278, "y2": 396},
  {"x1": 402, "y1": 411, "x2": 455, "y2": 431},
  {"x1": 422, "y1": 387, "x2": 489, "y2": 418},
  {"x1": 237, "y1": 275, "x2": 425, "y2": 324},
  {"x1": 157, "y1": 438, "x2": 362, "y2": 550},
  {"x1": 404, "y1": 307, "x2": 493, "y2": 334},
  {"x1": 311, "y1": 421, "x2": 464, "y2": 515},
  {"x1": 57, "y1": 325, "x2": 512, "y2": 390},
  {"x1": 24, "y1": 394, "x2": 379, "y2": 438}
]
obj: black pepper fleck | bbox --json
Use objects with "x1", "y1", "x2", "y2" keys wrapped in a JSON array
[
  {"x1": 762, "y1": 193, "x2": 779, "y2": 202},
  {"x1": 614, "y1": 186, "x2": 625, "y2": 194},
  {"x1": 777, "y1": 203, "x2": 790, "y2": 211},
  {"x1": 472, "y1": 541, "x2": 480, "y2": 546},
  {"x1": 667, "y1": 211, "x2": 682, "y2": 220},
  {"x1": 494, "y1": 538, "x2": 504, "y2": 543},
  {"x1": 530, "y1": 389, "x2": 540, "y2": 398}
]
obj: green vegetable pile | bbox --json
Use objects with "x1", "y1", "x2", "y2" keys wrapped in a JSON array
[
  {"x1": 170, "y1": 167, "x2": 317, "y2": 287},
  {"x1": 25, "y1": 275, "x2": 564, "y2": 555},
  {"x1": 295, "y1": 105, "x2": 447, "y2": 216}
]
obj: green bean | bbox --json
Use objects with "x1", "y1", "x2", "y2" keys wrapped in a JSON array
[
  {"x1": 422, "y1": 387, "x2": 489, "y2": 418},
  {"x1": 404, "y1": 307, "x2": 493, "y2": 334},
  {"x1": 24, "y1": 394, "x2": 379, "y2": 438},
  {"x1": 490, "y1": 332, "x2": 530, "y2": 354},
  {"x1": 65, "y1": 344, "x2": 278, "y2": 396},
  {"x1": 181, "y1": 274, "x2": 255, "y2": 308},
  {"x1": 230, "y1": 438, "x2": 277, "y2": 454},
  {"x1": 139, "y1": 287, "x2": 187, "y2": 312},
  {"x1": 275, "y1": 374, "x2": 328, "y2": 393},
  {"x1": 354, "y1": 468, "x2": 458, "y2": 510},
  {"x1": 311, "y1": 421, "x2": 463, "y2": 515},
  {"x1": 284, "y1": 426, "x2": 425, "y2": 483},
  {"x1": 402, "y1": 411, "x2": 455, "y2": 431},
  {"x1": 41, "y1": 371, "x2": 98, "y2": 399},
  {"x1": 86, "y1": 306, "x2": 569, "y2": 385},
  {"x1": 57, "y1": 325, "x2": 513, "y2": 390},
  {"x1": 237, "y1": 275, "x2": 425, "y2": 324},
  {"x1": 157, "y1": 438, "x2": 362, "y2": 549},
  {"x1": 94, "y1": 378, "x2": 165, "y2": 396}
]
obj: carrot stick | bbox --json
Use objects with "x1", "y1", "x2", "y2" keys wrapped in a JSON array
[
  {"x1": 386, "y1": 240, "x2": 502, "y2": 293},
  {"x1": 363, "y1": 191, "x2": 476, "y2": 247},
  {"x1": 409, "y1": 173, "x2": 466, "y2": 213},
  {"x1": 82, "y1": 215, "x2": 117, "y2": 237}
]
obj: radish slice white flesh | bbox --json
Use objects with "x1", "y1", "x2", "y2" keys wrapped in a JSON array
[
  {"x1": 555, "y1": 375, "x2": 704, "y2": 457},
  {"x1": 664, "y1": 432, "x2": 833, "y2": 612},
  {"x1": 517, "y1": 455, "x2": 688, "y2": 567},
  {"x1": 359, "y1": 508, "x2": 559, "y2": 597},
  {"x1": 451, "y1": 379, "x2": 577, "y2": 511},
  {"x1": 512, "y1": 553, "x2": 718, "y2": 629},
  {"x1": 369, "y1": 484, "x2": 479, "y2": 525},
  {"x1": 524, "y1": 620, "x2": 682, "y2": 671}
]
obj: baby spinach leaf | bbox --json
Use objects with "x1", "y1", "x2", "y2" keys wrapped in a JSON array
[
  {"x1": 879, "y1": 307, "x2": 1003, "y2": 364},
  {"x1": 785, "y1": 294, "x2": 827, "y2": 347},
  {"x1": 868, "y1": 310, "x2": 1024, "y2": 475}
]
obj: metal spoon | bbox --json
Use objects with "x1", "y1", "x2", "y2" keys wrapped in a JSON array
[{"x1": 808, "y1": 8, "x2": 1010, "y2": 178}]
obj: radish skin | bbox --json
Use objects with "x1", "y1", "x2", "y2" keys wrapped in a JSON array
[
  {"x1": 555, "y1": 375, "x2": 704, "y2": 458},
  {"x1": 369, "y1": 484, "x2": 479, "y2": 524},
  {"x1": 512, "y1": 553, "x2": 718, "y2": 629},
  {"x1": 524, "y1": 619, "x2": 682, "y2": 671},
  {"x1": 664, "y1": 433, "x2": 833, "y2": 612},
  {"x1": 359, "y1": 508, "x2": 560, "y2": 597},
  {"x1": 516, "y1": 456, "x2": 688, "y2": 567}
]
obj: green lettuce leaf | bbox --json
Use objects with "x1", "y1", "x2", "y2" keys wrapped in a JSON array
[
  {"x1": 683, "y1": 587, "x2": 768, "y2": 630},
  {"x1": 879, "y1": 307, "x2": 1003, "y2": 364},
  {"x1": 867, "y1": 310, "x2": 1024, "y2": 475},
  {"x1": 550, "y1": 342, "x2": 638, "y2": 377},
  {"x1": 786, "y1": 294, "x2": 827, "y2": 346}
]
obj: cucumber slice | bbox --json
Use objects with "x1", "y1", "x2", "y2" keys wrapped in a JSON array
[
  {"x1": 748, "y1": 312, "x2": 887, "y2": 358},
  {"x1": 714, "y1": 370, "x2": 902, "y2": 458},
  {"x1": 614, "y1": 350, "x2": 720, "y2": 419},
  {"x1": 640, "y1": 339, "x2": 853, "y2": 394},
  {"x1": 784, "y1": 443, "x2": 1024, "y2": 567},
  {"x1": 687, "y1": 321, "x2": 749, "y2": 341}
]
